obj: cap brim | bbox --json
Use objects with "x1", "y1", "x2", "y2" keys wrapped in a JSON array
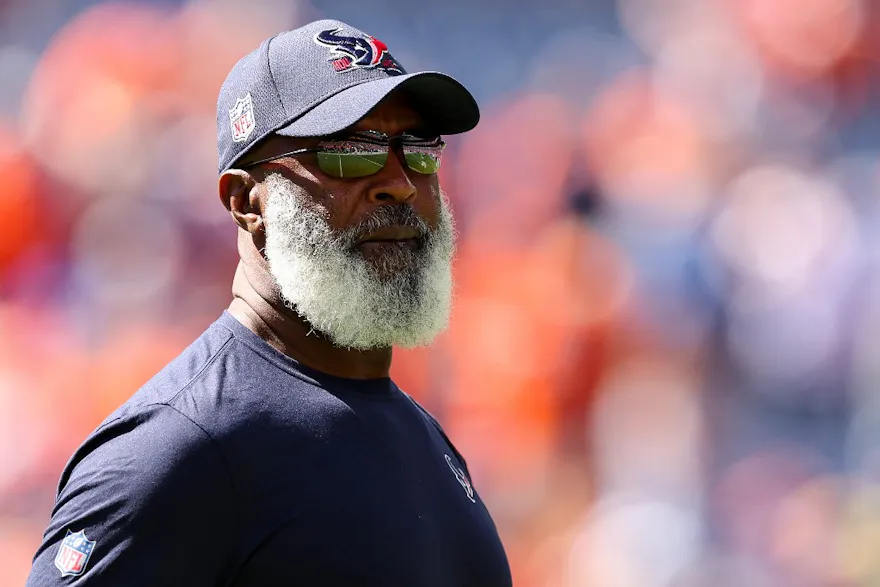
[{"x1": 274, "y1": 72, "x2": 479, "y2": 138}]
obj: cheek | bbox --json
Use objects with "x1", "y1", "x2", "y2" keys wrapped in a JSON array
[
  {"x1": 414, "y1": 180, "x2": 443, "y2": 226},
  {"x1": 319, "y1": 187, "x2": 363, "y2": 231},
  {"x1": 320, "y1": 177, "x2": 442, "y2": 230}
]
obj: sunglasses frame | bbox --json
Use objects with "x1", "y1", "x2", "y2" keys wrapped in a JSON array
[{"x1": 239, "y1": 131, "x2": 446, "y2": 174}]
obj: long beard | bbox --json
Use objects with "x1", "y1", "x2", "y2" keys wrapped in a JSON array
[{"x1": 263, "y1": 172, "x2": 456, "y2": 351}]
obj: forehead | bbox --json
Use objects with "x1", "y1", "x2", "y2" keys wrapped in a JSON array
[{"x1": 350, "y1": 91, "x2": 425, "y2": 135}]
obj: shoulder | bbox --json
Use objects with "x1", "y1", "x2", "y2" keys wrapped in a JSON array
[
  {"x1": 99, "y1": 313, "x2": 276, "y2": 439},
  {"x1": 406, "y1": 394, "x2": 444, "y2": 432},
  {"x1": 119, "y1": 316, "x2": 237, "y2": 410},
  {"x1": 32, "y1": 406, "x2": 241, "y2": 585},
  {"x1": 402, "y1": 393, "x2": 471, "y2": 470},
  {"x1": 58, "y1": 402, "x2": 232, "y2": 498}
]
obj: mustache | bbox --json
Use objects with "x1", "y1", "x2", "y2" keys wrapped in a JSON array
[{"x1": 337, "y1": 205, "x2": 430, "y2": 249}]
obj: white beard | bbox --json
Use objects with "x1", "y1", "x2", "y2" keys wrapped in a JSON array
[{"x1": 262, "y1": 172, "x2": 456, "y2": 350}]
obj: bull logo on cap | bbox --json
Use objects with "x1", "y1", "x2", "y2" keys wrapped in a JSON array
[{"x1": 314, "y1": 28, "x2": 405, "y2": 75}]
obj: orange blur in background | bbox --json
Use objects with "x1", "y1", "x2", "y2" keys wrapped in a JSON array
[{"x1": 3, "y1": 1, "x2": 880, "y2": 585}]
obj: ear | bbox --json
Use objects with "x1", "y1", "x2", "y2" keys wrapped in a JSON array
[{"x1": 218, "y1": 169, "x2": 263, "y2": 234}]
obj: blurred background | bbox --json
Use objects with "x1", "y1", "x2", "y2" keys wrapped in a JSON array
[{"x1": 3, "y1": 0, "x2": 880, "y2": 585}]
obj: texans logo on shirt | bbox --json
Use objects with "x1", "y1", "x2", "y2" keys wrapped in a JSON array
[
  {"x1": 445, "y1": 454, "x2": 476, "y2": 503},
  {"x1": 314, "y1": 28, "x2": 405, "y2": 75}
]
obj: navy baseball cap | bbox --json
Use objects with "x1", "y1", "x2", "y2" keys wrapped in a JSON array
[{"x1": 216, "y1": 19, "x2": 480, "y2": 173}]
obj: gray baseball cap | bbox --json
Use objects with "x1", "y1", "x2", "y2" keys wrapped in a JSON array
[{"x1": 216, "y1": 19, "x2": 480, "y2": 173}]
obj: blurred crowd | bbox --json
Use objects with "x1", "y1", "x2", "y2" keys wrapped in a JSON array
[{"x1": 3, "y1": 0, "x2": 880, "y2": 585}]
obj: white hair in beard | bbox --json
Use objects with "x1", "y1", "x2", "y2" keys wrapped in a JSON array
[{"x1": 262, "y1": 172, "x2": 456, "y2": 350}]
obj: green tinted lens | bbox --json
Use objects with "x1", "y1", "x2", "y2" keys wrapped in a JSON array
[
  {"x1": 403, "y1": 149, "x2": 442, "y2": 174},
  {"x1": 315, "y1": 141, "x2": 442, "y2": 178},
  {"x1": 316, "y1": 152, "x2": 388, "y2": 178}
]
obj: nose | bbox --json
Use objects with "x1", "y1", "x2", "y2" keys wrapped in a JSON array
[{"x1": 366, "y1": 149, "x2": 417, "y2": 204}]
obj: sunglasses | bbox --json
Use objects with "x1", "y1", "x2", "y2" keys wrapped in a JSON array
[{"x1": 241, "y1": 130, "x2": 446, "y2": 178}]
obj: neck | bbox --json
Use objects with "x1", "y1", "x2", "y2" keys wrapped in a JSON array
[{"x1": 227, "y1": 258, "x2": 393, "y2": 380}]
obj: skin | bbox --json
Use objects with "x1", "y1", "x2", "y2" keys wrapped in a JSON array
[{"x1": 218, "y1": 92, "x2": 443, "y2": 380}]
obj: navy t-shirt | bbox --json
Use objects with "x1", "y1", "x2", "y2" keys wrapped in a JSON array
[{"x1": 27, "y1": 312, "x2": 512, "y2": 586}]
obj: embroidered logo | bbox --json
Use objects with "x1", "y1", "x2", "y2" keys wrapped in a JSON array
[
  {"x1": 314, "y1": 28, "x2": 405, "y2": 75},
  {"x1": 229, "y1": 93, "x2": 256, "y2": 143},
  {"x1": 445, "y1": 454, "x2": 476, "y2": 503},
  {"x1": 54, "y1": 529, "x2": 96, "y2": 577}
]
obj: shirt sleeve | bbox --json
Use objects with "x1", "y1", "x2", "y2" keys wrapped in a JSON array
[{"x1": 26, "y1": 404, "x2": 239, "y2": 586}]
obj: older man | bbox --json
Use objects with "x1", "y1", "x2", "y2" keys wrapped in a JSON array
[{"x1": 27, "y1": 19, "x2": 511, "y2": 587}]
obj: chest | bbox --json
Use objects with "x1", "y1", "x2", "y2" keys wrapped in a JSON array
[{"x1": 225, "y1": 407, "x2": 512, "y2": 587}]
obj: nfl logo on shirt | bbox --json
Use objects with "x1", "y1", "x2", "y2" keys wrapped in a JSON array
[{"x1": 54, "y1": 529, "x2": 96, "y2": 577}]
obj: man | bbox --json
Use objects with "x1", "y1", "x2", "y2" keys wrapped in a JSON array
[{"x1": 27, "y1": 19, "x2": 512, "y2": 586}]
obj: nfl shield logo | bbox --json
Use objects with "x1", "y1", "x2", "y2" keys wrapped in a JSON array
[
  {"x1": 54, "y1": 529, "x2": 96, "y2": 577},
  {"x1": 229, "y1": 93, "x2": 256, "y2": 143}
]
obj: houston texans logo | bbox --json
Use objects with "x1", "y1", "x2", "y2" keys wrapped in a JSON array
[
  {"x1": 314, "y1": 28, "x2": 405, "y2": 75},
  {"x1": 445, "y1": 454, "x2": 476, "y2": 503}
]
